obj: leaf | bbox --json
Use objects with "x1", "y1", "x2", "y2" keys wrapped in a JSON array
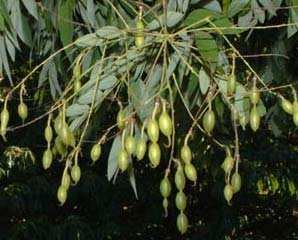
[
  {"x1": 166, "y1": 53, "x2": 180, "y2": 80},
  {"x1": 212, "y1": 16, "x2": 244, "y2": 34},
  {"x1": 128, "y1": 166, "x2": 138, "y2": 199},
  {"x1": 257, "y1": 100, "x2": 267, "y2": 117},
  {"x1": 99, "y1": 75, "x2": 118, "y2": 90},
  {"x1": 4, "y1": 35, "x2": 15, "y2": 61},
  {"x1": 147, "y1": 11, "x2": 184, "y2": 30},
  {"x1": 199, "y1": 68, "x2": 210, "y2": 94},
  {"x1": 58, "y1": 0, "x2": 75, "y2": 51},
  {"x1": 195, "y1": 31, "x2": 218, "y2": 64},
  {"x1": 258, "y1": 0, "x2": 277, "y2": 16},
  {"x1": 21, "y1": 0, "x2": 38, "y2": 19},
  {"x1": 0, "y1": 14, "x2": 4, "y2": 31},
  {"x1": 0, "y1": 35, "x2": 12, "y2": 84},
  {"x1": 69, "y1": 114, "x2": 87, "y2": 130},
  {"x1": 184, "y1": 9, "x2": 219, "y2": 27},
  {"x1": 107, "y1": 135, "x2": 121, "y2": 181},
  {"x1": 96, "y1": 26, "x2": 122, "y2": 39},
  {"x1": 78, "y1": 88, "x2": 103, "y2": 105},
  {"x1": 147, "y1": 64, "x2": 162, "y2": 89},
  {"x1": 75, "y1": 33, "x2": 103, "y2": 47},
  {"x1": 66, "y1": 104, "x2": 90, "y2": 117},
  {"x1": 38, "y1": 62, "x2": 49, "y2": 88},
  {"x1": 48, "y1": 61, "x2": 61, "y2": 99},
  {"x1": 228, "y1": 0, "x2": 250, "y2": 17},
  {"x1": 202, "y1": 0, "x2": 222, "y2": 13}
]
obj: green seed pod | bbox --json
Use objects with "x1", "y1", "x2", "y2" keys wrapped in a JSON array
[
  {"x1": 90, "y1": 143, "x2": 101, "y2": 162},
  {"x1": 124, "y1": 135, "x2": 136, "y2": 155},
  {"x1": 224, "y1": 184, "x2": 234, "y2": 204},
  {"x1": 42, "y1": 149, "x2": 53, "y2": 170},
  {"x1": 54, "y1": 136, "x2": 67, "y2": 156},
  {"x1": 0, "y1": 107, "x2": 9, "y2": 139},
  {"x1": 184, "y1": 163, "x2": 197, "y2": 182},
  {"x1": 135, "y1": 19, "x2": 145, "y2": 48},
  {"x1": 147, "y1": 118, "x2": 159, "y2": 142},
  {"x1": 117, "y1": 110, "x2": 126, "y2": 130},
  {"x1": 180, "y1": 144, "x2": 192, "y2": 164},
  {"x1": 51, "y1": 145, "x2": 57, "y2": 157},
  {"x1": 158, "y1": 111, "x2": 172, "y2": 137},
  {"x1": 162, "y1": 198, "x2": 169, "y2": 209},
  {"x1": 293, "y1": 101, "x2": 298, "y2": 126},
  {"x1": 135, "y1": 138, "x2": 147, "y2": 161},
  {"x1": 60, "y1": 122, "x2": 75, "y2": 147},
  {"x1": 250, "y1": 105, "x2": 260, "y2": 132},
  {"x1": 148, "y1": 142, "x2": 161, "y2": 168},
  {"x1": 18, "y1": 102, "x2": 28, "y2": 122},
  {"x1": 280, "y1": 97, "x2": 293, "y2": 115},
  {"x1": 221, "y1": 156, "x2": 234, "y2": 174},
  {"x1": 118, "y1": 149, "x2": 129, "y2": 172},
  {"x1": 57, "y1": 185, "x2": 67, "y2": 205},
  {"x1": 71, "y1": 165, "x2": 81, "y2": 184},
  {"x1": 175, "y1": 191, "x2": 187, "y2": 211},
  {"x1": 175, "y1": 167, "x2": 186, "y2": 191},
  {"x1": 160, "y1": 177, "x2": 171, "y2": 198},
  {"x1": 61, "y1": 173, "x2": 71, "y2": 190},
  {"x1": 227, "y1": 74, "x2": 236, "y2": 96},
  {"x1": 202, "y1": 109, "x2": 215, "y2": 134},
  {"x1": 44, "y1": 126, "x2": 53, "y2": 143},
  {"x1": 54, "y1": 113, "x2": 63, "y2": 134},
  {"x1": 239, "y1": 114, "x2": 248, "y2": 130},
  {"x1": 74, "y1": 79, "x2": 82, "y2": 93},
  {"x1": 177, "y1": 212, "x2": 188, "y2": 234},
  {"x1": 231, "y1": 172, "x2": 241, "y2": 193},
  {"x1": 250, "y1": 87, "x2": 260, "y2": 105}
]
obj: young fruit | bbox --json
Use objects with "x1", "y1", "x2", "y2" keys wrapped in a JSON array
[
  {"x1": 74, "y1": 79, "x2": 82, "y2": 93},
  {"x1": 224, "y1": 184, "x2": 234, "y2": 204},
  {"x1": 184, "y1": 163, "x2": 197, "y2": 182},
  {"x1": 221, "y1": 155, "x2": 235, "y2": 174},
  {"x1": 162, "y1": 198, "x2": 169, "y2": 209},
  {"x1": 54, "y1": 113, "x2": 63, "y2": 134},
  {"x1": 61, "y1": 173, "x2": 71, "y2": 190},
  {"x1": 158, "y1": 111, "x2": 172, "y2": 137},
  {"x1": 280, "y1": 97, "x2": 293, "y2": 115},
  {"x1": 118, "y1": 149, "x2": 129, "y2": 172},
  {"x1": 250, "y1": 87, "x2": 260, "y2": 105},
  {"x1": 71, "y1": 165, "x2": 81, "y2": 184},
  {"x1": 293, "y1": 101, "x2": 298, "y2": 126},
  {"x1": 60, "y1": 123, "x2": 75, "y2": 147},
  {"x1": 227, "y1": 74, "x2": 236, "y2": 96},
  {"x1": 160, "y1": 177, "x2": 171, "y2": 198},
  {"x1": 147, "y1": 118, "x2": 159, "y2": 142},
  {"x1": 124, "y1": 135, "x2": 136, "y2": 155},
  {"x1": 57, "y1": 185, "x2": 67, "y2": 205},
  {"x1": 135, "y1": 138, "x2": 147, "y2": 160},
  {"x1": 0, "y1": 107, "x2": 9, "y2": 139},
  {"x1": 117, "y1": 110, "x2": 126, "y2": 130},
  {"x1": 18, "y1": 102, "x2": 28, "y2": 122},
  {"x1": 203, "y1": 109, "x2": 215, "y2": 134},
  {"x1": 44, "y1": 126, "x2": 53, "y2": 143},
  {"x1": 175, "y1": 167, "x2": 186, "y2": 191},
  {"x1": 231, "y1": 172, "x2": 241, "y2": 193},
  {"x1": 42, "y1": 149, "x2": 53, "y2": 170},
  {"x1": 54, "y1": 136, "x2": 67, "y2": 156},
  {"x1": 175, "y1": 191, "x2": 187, "y2": 211},
  {"x1": 180, "y1": 144, "x2": 192, "y2": 164},
  {"x1": 148, "y1": 142, "x2": 161, "y2": 168},
  {"x1": 135, "y1": 19, "x2": 145, "y2": 48},
  {"x1": 90, "y1": 143, "x2": 101, "y2": 162},
  {"x1": 177, "y1": 212, "x2": 188, "y2": 234},
  {"x1": 239, "y1": 114, "x2": 248, "y2": 129},
  {"x1": 250, "y1": 105, "x2": 260, "y2": 132}
]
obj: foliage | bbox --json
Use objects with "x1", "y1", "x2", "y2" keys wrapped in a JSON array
[{"x1": 0, "y1": 0, "x2": 298, "y2": 238}]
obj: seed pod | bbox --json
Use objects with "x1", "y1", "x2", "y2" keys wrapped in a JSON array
[
  {"x1": 184, "y1": 163, "x2": 197, "y2": 182},
  {"x1": 224, "y1": 184, "x2": 234, "y2": 204},
  {"x1": 158, "y1": 110, "x2": 172, "y2": 137},
  {"x1": 227, "y1": 74, "x2": 236, "y2": 96},
  {"x1": 57, "y1": 185, "x2": 67, "y2": 205},
  {"x1": 293, "y1": 101, "x2": 298, "y2": 126},
  {"x1": 160, "y1": 177, "x2": 171, "y2": 198},
  {"x1": 202, "y1": 109, "x2": 215, "y2": 134},
  {"x1": 74, "y1": 79, "x2": 82, "y2": 93},
  {"x1": 250, "y1": 87, "x2": 260, "y2": 105},
  {"x1": 71, "y1": 165, "x2": 81, "y2": 184},
  {"x1": 231, "y1": 172, "x2": 241, "y2": 193},
  {"x1": 42, "y1": 149, "x2": 53, "y2": 170},
  {"x1": 175, "y1": 167, "x2": 186, "y2": 191},
  {"x1": 54, "y1": 113, "x2": 63, "y2": 134},
  {"x1": 162, "y1": 198, "x2": 169, "y2": 209},
  {"x1": 250, "y1": 105, "x2": 260, "y2": 132},
  {"x1": 60, "y1": 122, "x2": 75, "y2": 147},
  {"x1": 147, "y1": 118, "x2": 159, "y2": 142},
  {"x1": 117, "y1": 110, "x2": 126, "y2": 130},
  {"x1": 239, "y1": 114, "x2": 248, "y2": 130},
  {"x1": 125, "y1": 135, "x2": 136, "y2": 155},
  {"x1": 44, "y1": 126, "x2": 53, "y2": 143},
  {"x1": 18, "y1": 102, "x2": 28, "y2": 122},
  {"x1": 177, "y1": 212, "x2": 188, "y2": 234},
  {"x1": 280, "y1": 97, "x2": 293, "y2": 115},
  {"x1": 135, "y1": 138, "x2": 147, "y2": 161},
  {"x1": 0, "y1": 107, "x2": 9, "y2": 140},
  {"x1": 180, "y1": 144, "x2": 192, "y2": 164},
  {"x1": 221, "y1": 155, "x2": 235, "y2": 174},
  {"x1": 61, "y1": 173, "x2": 71, "y2": 190},
  {"x1": 90, "y1": 143, "x2": 101, "y2": 162},
  {"x1": 118, "y1": 149, "x2": 129, "y2": 172},
  {"x1": 175, "y1": 191, "x2": 187, "y2": 211},
  {"x1": 54, "y1": 136, "x2": 67, "y2": 156},
  {"x1": 148, "y1": 142, "x2": 161, "y2": 168},
  {"x1": 135, "y1": 19, "x2": 145, "y2": 48}
]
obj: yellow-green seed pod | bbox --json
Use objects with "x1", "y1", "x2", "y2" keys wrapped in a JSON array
[
  {"x1": 57, "y1": 185, "x2": 67, "y2": 205},
  {"x1": 42, "y1": 149, "x2": 53, "y2": 170},
  {"x1": 184, "y1": 163, "x2": 197, "y2": 182},
  {"x1": 148, "y1": 142, "x2": 161, "y2": 168},
  {"x1": 118, "y1": 149, "x2": 129, "y2": 172},
  {"x1": 0, "y1": 107, "x2": 9, "y2": 140},
  {"x1": 231, "y1": 172, "x2": 241, "y2": 193},
  {"x1": 147, "y1": 118, "x2": 159, "y2": 142},
  {"x1": 175, "y1": 166, "x2": 186, "y2": 191},
  {"x1": 45, "y1": 125, "x2": 53, "y2": 143},
  {"x1": 54, "y1": 136, "x2": 67, "y2": 156},
  {"x1": 293, "y1": 101, "x2": 298, "y2": 126},
  {"x1": 54, "y1": 113, "x2": 63, "y2": 134},
  {"x1": 180, "y1": 144, "x2": 192, "y2": 164},
  {"x1": 74, "y1": 79, "x2": 82, "y2": 93},
  {"x1": 160, "y1": 177, "x2": 171, "y2": 198},
  {"x1": 250, "y1": 87, "x2": 260, "y2": 105},
  {"x1": 224, "y1": 184, "x2": 234, "y2": 204},
  {"x1": 117, "y1": 110, "x2": 126, "y2": 130},
  {"x1": 280, "y1": 97, "x2": 293, "y2": 115},
  {"x1": 135, "y1": 138, "x2": 147, "y2": 161},
  {"x1": 124, "y1": 135, "x2": 136, "y2": 155},
  {"x1": 90, "y1": 143, "x2": 101, "y2": 162},
  {"x1": 250, "y1": 105, "x2": 260, "y2": 132},
  {"x1": 18, "y1": 102, "x2": 28, "y2": 122},
  {"x1": 202, "y1": 109, "x2": 215, "y2": 134},
  {"x1": 135, "y1": 19, "x2": 145, "y2": 48},
  {"x1": 175, "y1": 191, "x2": 187, "y2": 211},
  {"x1": 221, "y1": 156, "x2": 235, "y2": 174},
  {"x1": 162, "y1": 198, "x2": 169, "y2": 210},
  {"x1": 177, "y1": 212, "x2": 188, "y2": 234},
  {"x1": 158, "y1": 110, "x2": 172, "y2": 137},
  {"x1": 227, "y1": 74, "x2": 236, "y2": 96},
  {"x1": 61, "y1": 173, "x2": 71, "y2": 190},
  {"x1": 71, "y1": 165, "x2": 81, "y2": 184}
]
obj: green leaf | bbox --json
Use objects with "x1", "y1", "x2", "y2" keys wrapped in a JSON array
[
  {"x1": 128, "y1": 166, "x2": 138, "y2": 199},
  {"x1": 58, "y1": 0, "x2": 75, "y2": 51},
  {"x1": 75, "y1": 33, "x2": 103, "y2": 47},
  {"x1": 4, "y1": 35, "x2": 15, "y2": 61},
  {"x1": 0, "y1": 14, "x2": 4, "y2": 31},
  {"x1": 228, "y1": 0, "x2": 250, "y2": 17},
  {"x1": 257, "y1": 100, "x2": 267, "y2": 117},
  {"x1": 212, "y1": 16, "x2": 244, "y2": 34},
  {"x1": 107, "y1": 135, "x2": 121, "y2": 181},
  {"x1": 48, "y1": 61, "x2": 61, "y2": 99},
  {"x1": 203, "y1": 0, "x2": 222, "y2": 13},
  {"x1": 21, "y1": 0, "x2": 38, "y2": 19},
  {"x1": 66, "y1": 104, "x2": 90, "y2": 117},
  {"x1": 199, "y1": 68, "x2": 210, "y2": 94},
  {"x1": 0, "y1": 35, "x2": 12, "y2": 85},
  {"x1": 195, "y1": 31, "x2": 218, "y2": 64},
  {"x1": 96, "y1": 26, "x2": 122, "y2": 40},
  {"x1": 147, "y1": 11, "x2": 184, "y2": 30},
  {"x1": 184, "y1": 9, "x2": 218, "y2": 27}
]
